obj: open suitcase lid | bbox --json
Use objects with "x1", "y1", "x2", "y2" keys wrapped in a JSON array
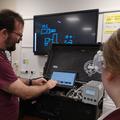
[{"x1": 43, "y1": 44, "x2": 102, "y2": 84}]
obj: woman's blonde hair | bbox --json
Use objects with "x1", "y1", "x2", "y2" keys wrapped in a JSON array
[{"x1": 103, "y1": 29, "x2": 120, "y2": 74}]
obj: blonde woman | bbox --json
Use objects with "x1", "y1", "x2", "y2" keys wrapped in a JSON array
[{"x1": 98, "y1": 29, "x2": 120, "y2": 120}]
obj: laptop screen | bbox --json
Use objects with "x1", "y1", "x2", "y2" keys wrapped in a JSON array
[{"x1": 51, "y1": 71, "x2": 76, "y2": 88}]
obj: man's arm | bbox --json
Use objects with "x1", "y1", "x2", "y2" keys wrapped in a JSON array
[
  {"x1": 20, "y1": 77, "x2": 47, "y2": 86},
  {"x1": 2, "y1": 78, "x2": 57, "y2": 100}
]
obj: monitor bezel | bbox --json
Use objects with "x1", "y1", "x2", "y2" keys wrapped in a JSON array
[
  {"x1": 33, "y1": 9, "x2": 99, "y2": 55},
  {"x1": 51, "y1": 71, "x2": 77, "y2": 88}
]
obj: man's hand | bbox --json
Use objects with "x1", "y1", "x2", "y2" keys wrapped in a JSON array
[{"x1": 46, "y1": 80, "x2": 57, "y2": 89}]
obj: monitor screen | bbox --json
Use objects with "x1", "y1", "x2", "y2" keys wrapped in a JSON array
[
  {"x1": 85, "y1": 88, "x2": 96, "y2": 96},
  {"x1": 33, "y1": 9, "x2": 99, "y2": 55},
  {"x1": 51, "y1": 71, "x2": 76, "y2": 88}
]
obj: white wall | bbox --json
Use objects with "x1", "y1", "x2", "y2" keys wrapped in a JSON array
[
  {"x1": 0, "y1": 0, "x2": 16, "y2": 11},
  {"x1": 15, "y1": 0, "x2": 120, "y2": 19}
]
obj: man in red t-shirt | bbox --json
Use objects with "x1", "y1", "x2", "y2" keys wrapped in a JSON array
[{"x1": 0, "y1": 9, "x2": 57, "y2": 120}]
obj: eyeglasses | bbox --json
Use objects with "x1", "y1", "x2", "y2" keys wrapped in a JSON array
[{"x1": 12, "y1": 31, "x2": 23, "y2": 38}]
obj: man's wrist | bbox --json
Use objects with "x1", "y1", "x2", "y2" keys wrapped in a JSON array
[{"x1": 44, "y1": 83, "x2": 50, "y2": 90}]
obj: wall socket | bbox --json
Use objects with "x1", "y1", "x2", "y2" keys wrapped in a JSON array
[{"x1": 30, "y1": 70, "x2": 36, "y2": 74}]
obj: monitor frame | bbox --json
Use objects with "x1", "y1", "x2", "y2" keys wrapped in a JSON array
[
  {"x1": 51, "y1": 71, "x2": 77, "y2": 88},
  {"x1": 33, "y1": 9, "x2": 99, "y2": 55}
]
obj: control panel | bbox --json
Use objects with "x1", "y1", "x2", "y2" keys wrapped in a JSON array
[{"x1": 81, "y1": 81, "x2": 104, "y2": 105}]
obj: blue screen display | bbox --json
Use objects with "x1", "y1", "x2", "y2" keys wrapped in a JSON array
[
  {"x1": 85, "y1": 88, "x2": 96, "y2": 96},
  {"x1": 51, "y1": 71, "x2": 76, "y2": 87},
  {"x1": 33, "y1": 9, "x2": 98, "y2": 55}
]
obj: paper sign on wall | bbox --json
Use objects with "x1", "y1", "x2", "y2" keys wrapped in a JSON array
[{"x1": 102, "y1": 12, "x2": 120, "y2": 42}]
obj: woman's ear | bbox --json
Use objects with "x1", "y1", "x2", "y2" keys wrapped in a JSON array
[
  {"x1": 105, "y1": 71, "x2": 116, "y2": 82},
  {"x1": 106, "y1": 71, "x2": 114, "y2": 81},
  {"x1": 103, "y1": 69, "x2": 114, "y2": 82}
]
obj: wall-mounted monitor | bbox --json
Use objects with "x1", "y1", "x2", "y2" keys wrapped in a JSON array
[{"x1": 33, "y1": 9, "x2": 99, "y2": 55}]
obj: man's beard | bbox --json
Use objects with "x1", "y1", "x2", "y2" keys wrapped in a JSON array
[
  {"x1": 6, "y1": 44, "x2": 16, "y2": 52},
  {"x1": 6, "y1": 36, "x2": 16, "y2": 52}
]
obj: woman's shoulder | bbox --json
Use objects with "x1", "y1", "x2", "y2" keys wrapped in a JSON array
[{"x1": 98, "y1": 108, "x2": 120, "y2": 120}]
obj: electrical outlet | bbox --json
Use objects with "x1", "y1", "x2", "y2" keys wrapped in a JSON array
[
  {"x1": 20, "y1": 70, "x2": 29, "y2": 74},
  {"x1": 30, "y1": 70, "x2": 36, "y2": 74}
]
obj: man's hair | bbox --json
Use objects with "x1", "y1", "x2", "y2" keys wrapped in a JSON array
[
  {"x1": 103, "y1": 29, "x2": 120, "y2": 74},
  {"x1": 0, "y1": 9, "x2": 24, "y2": 32}
]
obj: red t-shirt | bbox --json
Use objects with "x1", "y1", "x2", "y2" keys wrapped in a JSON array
[
  {"x1": 103, "y1": 108, "x2": 120, "y2": 120},
  {"x1": 0, "y1": 51, "x2": 18, "y2": 120}
]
